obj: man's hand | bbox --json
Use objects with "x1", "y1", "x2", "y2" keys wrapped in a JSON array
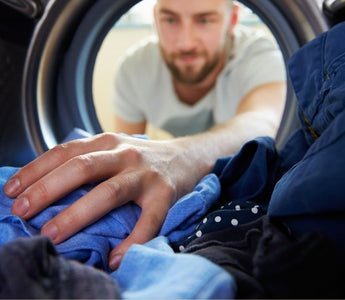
[
  {"x1": 3, "y1": 80, "x2": 285, "y2": 270},
  {"x1": 3, "y1": 133, "x2": 204, "y2": 270}
]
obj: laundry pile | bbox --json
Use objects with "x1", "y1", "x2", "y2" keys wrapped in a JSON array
[{"x1": 0, "y1": 20, "x2": 345, "y2": 299}]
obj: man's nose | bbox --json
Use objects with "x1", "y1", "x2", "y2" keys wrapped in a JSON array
[{"x1": 176, "y1": 23, "x2": 197, "y2": 51}]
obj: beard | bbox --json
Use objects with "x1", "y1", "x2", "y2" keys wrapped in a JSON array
[{"x1": 161, "y1": 47, "x2": 224, "y2": 85}]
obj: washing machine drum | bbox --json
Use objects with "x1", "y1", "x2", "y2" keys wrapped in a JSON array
[{"x1": 0, "y1": 0, "x2": 330, "y2": 166}]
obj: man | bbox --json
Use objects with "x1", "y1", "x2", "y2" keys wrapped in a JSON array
[
  {"x1": 113, "y1": 0, "x2": 286, "y2": 137},
  {"x1": 4, "y1": 0, "x2": 286, "y2": 270}
]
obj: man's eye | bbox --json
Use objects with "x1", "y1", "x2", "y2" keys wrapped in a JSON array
[
  {"x1": 198, "y1": 16, "x2": 219, "y2": 24},
  {"x1": 199, "y1": 18, "x2": 209, "y2": 24},
  {"x1": 165, "y1": 17, "x2": 176, "y2": 23}
]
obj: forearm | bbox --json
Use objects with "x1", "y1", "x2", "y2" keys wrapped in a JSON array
[
  {"x1": 171, "y1": 110, "x2": 279, "y2": 182},
  {"x1": 172, "y1": 79, "x2": 286, "y2": 180}
]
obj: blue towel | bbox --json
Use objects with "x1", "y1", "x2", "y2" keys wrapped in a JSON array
[
  {"x1": 0, "y1": 165, "x2": 220, "y2": 271},
  {"x1": 111, "y1": 236, "x2": 236, "y2": 299}
]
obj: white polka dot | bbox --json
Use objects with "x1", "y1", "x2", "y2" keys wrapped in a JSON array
[
  {"x1": 214, "y1": 216, "x2": 222, "y2": 223},
  {"x1": 202, "y1": 217, "x2": 208, "y2": 224},
  {"x1": 231, "y1": 219, "x2": 239, "y2": 226},
  {"x1": 251, "y1": 207, "x2": 259, "y2": 214},
  {"x1": 196, "y1": 230, "x2": 202, "y2": 237},
  {"x1": 220, "y1": 205, "x2": 224, "y2": 209},
  {"x1": 235, "y1": 205, "x2": 241, "y2": 211},
  {"x1": 179, "y1": 245, "x2": 185, "y2": 251}
]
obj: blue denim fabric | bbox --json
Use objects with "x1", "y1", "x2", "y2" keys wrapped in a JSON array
[{"x1": 268, "y1": 21, "x2": 345, "y2": 254}]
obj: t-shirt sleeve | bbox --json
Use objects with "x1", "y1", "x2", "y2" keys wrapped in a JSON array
[
  {"x1": 112, "y1": 53, "x2": 146, "y2": 123},
  {"x1": 232, "y1": 36, "x2": 286, "y2": 100}
]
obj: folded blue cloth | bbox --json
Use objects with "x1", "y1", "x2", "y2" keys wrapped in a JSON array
[
  {"x1": 111, "y1": 236, "x2": 236, "y2": 299},
  {"x1": 0, "y1": 165, "x2": 220, "y2": 271}
]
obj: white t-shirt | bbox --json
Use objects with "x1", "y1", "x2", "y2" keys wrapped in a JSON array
[{"x1": 113, "y1": 26, "x2": 286, "y2": 137}]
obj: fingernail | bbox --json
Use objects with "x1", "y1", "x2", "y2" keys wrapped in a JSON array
[
  {"x1": 4, "y1": 178, "x2": 20, "y2": 195},
  {"x1": 12, "y1": 197, "x2": 29, "y2": 216},
  {"x1": 42, "y1": 223, "x2": 59, "y2": 241},
  {"x1": 109, "y1": 255, "x2": 122, "y2": 270}
]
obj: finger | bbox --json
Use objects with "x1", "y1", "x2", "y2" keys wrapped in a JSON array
[
  {"x1": 4, "y1": 133, "x2": 120, "y2": 197},
  {"x1": 108, "y1": 186, "x2": 172, "y2": 270},
  {"x1": 40, "y1": 170, "x2": 145, "y2": 244},
  {"x1": 107, "y1": 208, "x2": 167, "y2": 270},
  {"x1": 11, "y1": 149, "x2": 125, "y2": 219}
]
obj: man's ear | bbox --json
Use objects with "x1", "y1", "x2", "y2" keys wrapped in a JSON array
[
  {"x1": 228, "y1": 3, "x2": 239, "y2": 35},
  {"x1": 152, "y1": 3, "x2": 160, "y2": 34}
]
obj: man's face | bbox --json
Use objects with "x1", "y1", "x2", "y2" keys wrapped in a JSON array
[{"x1": 154, "y1": 0, "x2": 232, "y2": 85}]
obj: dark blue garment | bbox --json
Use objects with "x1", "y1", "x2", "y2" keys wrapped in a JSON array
[
  {"x1": 268, "y1": 21, "x2": 345, "y2": 254},
  {"x1": 174, "y1": 136, "x2": 278, "y2": 250},
  {"x1": 213, "y1": 136, "x2": 278, "y2": 206}
]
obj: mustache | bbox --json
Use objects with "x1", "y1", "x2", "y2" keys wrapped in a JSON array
[{"x1": 173, "y1": 51, "x2": 199, "y2": 59}]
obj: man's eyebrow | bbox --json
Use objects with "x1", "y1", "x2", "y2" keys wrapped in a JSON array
[
  {"x1": 197, "y1": 12, "x2": 221, "y2": 18},
  {"x1": 158, "y1": 9, "x2": 221, "y2": 18},
  {"x1": 158, "y1": 8, "x2": 178, "y2": 16}
]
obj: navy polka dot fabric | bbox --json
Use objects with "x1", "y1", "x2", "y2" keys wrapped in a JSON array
[{"x1": 174, "y1": 200, "x2": 265, "y2": 251}]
